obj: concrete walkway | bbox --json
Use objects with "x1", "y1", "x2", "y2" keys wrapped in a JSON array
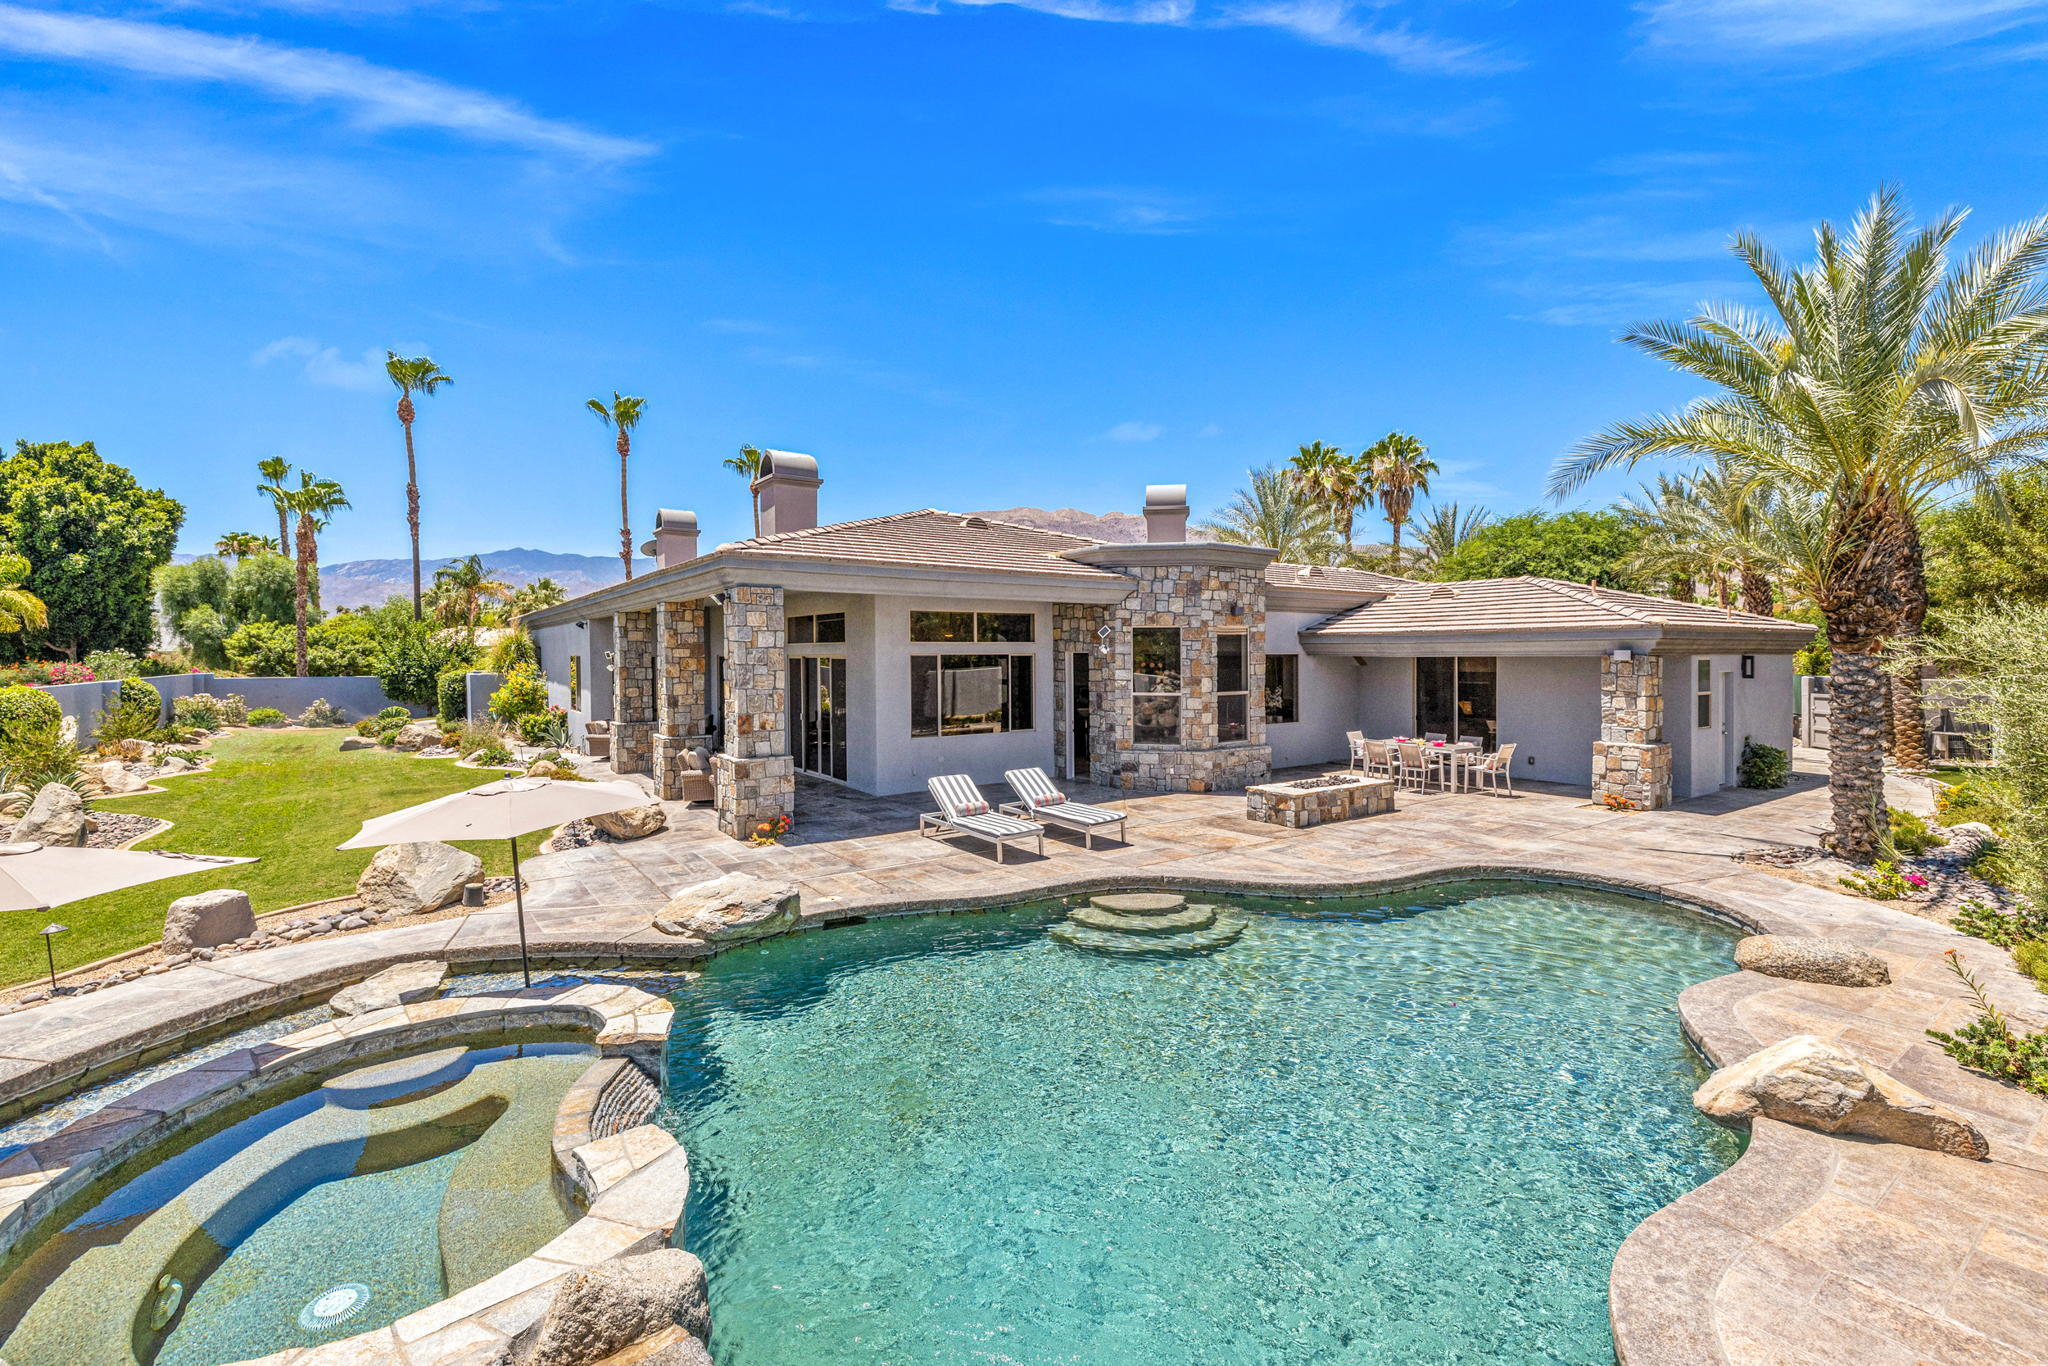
[{"x1": 0, "y1": 762, "x2": 2043, "y2": 1365}]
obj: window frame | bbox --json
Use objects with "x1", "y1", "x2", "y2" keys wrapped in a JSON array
[
  {"x1": 910, "y1": 652, "x2": 1036, "y2": 737},
  {"x1": 1217, "y1": 631, "x2": 1250, "y2": 744},
  {"x1": 1132, "y1": 627, "x2": 1183, "y2": 746},
  {"x1": 912, "y1": 610, "x2": 1033, "y2": 644},
  {"x1": 1696, "y1": 658, "x2": 1713, "y2": 729},
  {"x1": 1264, "y1": 653, "x2": 1299, "y2": 724}
]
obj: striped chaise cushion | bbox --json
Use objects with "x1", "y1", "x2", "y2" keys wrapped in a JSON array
[
  {"x1": 1036, "y1": 801, "x2": 1123, "y2": 826},
  {"x1": 1004, "y1": 768, "x2": 1066, "y2": 808},
  {"x1": 952, "y1": 810, "x2": 1041, "y2": 837},
  {"x1": 929, "y1": 773, "x2": 990, "y2": 817}
]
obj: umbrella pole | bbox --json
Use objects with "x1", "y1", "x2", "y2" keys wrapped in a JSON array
[{"x1": 510, "y1": 837, "x2": 532, "y2": 989}]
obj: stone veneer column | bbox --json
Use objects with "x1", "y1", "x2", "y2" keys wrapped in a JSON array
[
  {"x1": 652, "y1": 600, "x2": 711, "y2": 800},
  {"x1": 1591, "y1": 652, "x2": 1672, "y2": 810},
  {"x1": 1052, "y1": 603, "x2": 1109, "y2": 783},
  {"x1": 610, "y1": 610, "x2": 656, "y2": 775},
  {"x1": 713, "y1": 585, "x2": 794, "y2": 840}
]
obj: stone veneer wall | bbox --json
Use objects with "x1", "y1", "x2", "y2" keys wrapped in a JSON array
[
  {"x1": 1591, "y1": 652, "x2": 1673, "y2": 810},
  {"x1": 653, "y1": 600, "x2": 711, "y2": 801},
  {"x1": 1097, "y1": 562, "x2": 1272, "y2": 793},
  {"x1": 610, "y1": 609, "x2": 656, "y2": 776},
  {"x1": 1052, "y1": 603, "x2": 1108, "y2": 783},
  {"x1": 713, "y1": 585, "x2": 795, "y2": 839}
]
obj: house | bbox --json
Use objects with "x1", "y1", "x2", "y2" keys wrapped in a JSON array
[{"x1": 521, "y1": 452, "x2": 1811, "y2": 839}]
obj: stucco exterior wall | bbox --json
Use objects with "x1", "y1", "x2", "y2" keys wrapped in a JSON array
[
  {"x1": 1496, "y1": 655, "x2": 1602, "y2": 786},
  {"x1": 1264, "y1": 611, "x2": 1361, "y2": 769},
  {"x1": 1674, "y1": 651, "x2": 1800, "y2": 799},
  {"x1": 869, "y1": 596, "x2": 1056, "y2": 797},
  {"x1": 1355, "y1": 656, "x2": 1415, "y2": 739}
]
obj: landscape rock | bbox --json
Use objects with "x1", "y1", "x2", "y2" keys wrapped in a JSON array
[
  {"x1": 14, "y1": 784, "x2": 91, "y2": 847},
  {"x1": 330, "y1": 959, "x2": 449, "y2": 1015},
  {"x1": 339, "y1": 736, "x2": 376, "y2": 751},
  {"x1": 355, "y1": 841, "x2": 484, "y2": 916},
  {"x1": 1734, "y1": 935, "x2": 1892, "y2": 988},
  {"x1": 162, "y1": 888, "x2": 257, "y2": 955},
  {"x1": 591, "y1": 803, "x2": 667, "y2": 841},
  {"x1": 392, "y1": 720, "x2": 442, "y2": 752},
  {"x1": 653, "y1": 873, "x2": 799, "y2": 943},
  {"x1": 526, "y1": 759, "x2": 578, "y2": 780},
  {"x1": 508, "y1": 1249, "x2": 710, "y2": 1366},
  {"x1": 159, "y1": 756, "x2": 192, "y2": 774},
  {"x1": 92, "y1": 760, "x2": 148, "y2": 796},
  {"x1": 1694, "y1": 1034, "x2": 1989, "y2": 1159}
]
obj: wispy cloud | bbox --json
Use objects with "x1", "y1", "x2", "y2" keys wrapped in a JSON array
[
  {"x1": 898, "y1": 0, "x2": 1514, "y2": 75},
  {"x1": 1637, "y1": 0, "x2": 2048, "y2": 51},
  {"x1": 252, "y1": 336, "x2": 388, "y2": 390},
  {"x1": 1502, "y1": 277, "x2": 1733, "y2": 328},
  {"x1": 1313, "y1": 93, "x2": 1508, "y2": 138},
  {"x1": 0, "y1": 4, "x2": 653, "y2": 162},
  {"x1": 1104, "y1": 420, "x2": 1164, "y2": 442},
  {"x1": 1029, "y1": 187, "x2": 1206, "y2": 234}
]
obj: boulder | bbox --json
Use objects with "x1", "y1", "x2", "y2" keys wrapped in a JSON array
[
  {"x1": 92, "y1": 760, "x2": 148, "y2": 796},
  {"x1": 163, "y1": 888, "x2": 257, "y2": 955},
  {"x1": 330, "y1": 959, "x2": 449, "y2": 1016},
  {"x1": 158, "y1": 756, "x2": 192, "y2": 774},
  {"x1": 1694, "y1": 1034, "x2": 1989, "y2": 1159},
  {"x1": 1734, "y1": 935, "x2": 1892, "y2": 988},
  {"x1": 592, "y1": 803, "x2": 667, "y2": 841},
  {"x1": 527, "y1": 759, "x2": 579, "y2": 781},
  {"x1": 339, "y1": 736, "x2": 376, "y2": 752},
  {"x1": 392, "y1": 719, "x2": 442, "y2": 751},
  {"x1": 507, "y1": 1249, "x2": 710, "y2": 1366},
  {"x1": 356, "y1": 841, "x2": 484, "y2": 916},
  {"x1": 653, "y1": 873, "x2": 799, "y2": 943},
  {"x1": 14, "y1": 784, "x2": 91, "y2": 847}
]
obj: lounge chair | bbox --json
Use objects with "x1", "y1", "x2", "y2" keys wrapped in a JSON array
[
  {"x1": 1001, "y1": 768, "x2": 1128, "y2": 849},
  {"x1": 921, "y1": 774, "x2": 1045, "y2": 862},
  {"x1": 674, "y1": 746, "x2": 714, "y2": 804}
]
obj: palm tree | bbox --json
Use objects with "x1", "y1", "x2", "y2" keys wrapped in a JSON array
[
  {"x1": 1618, "y1": 463, "x2": 1787, "y2": 614},
  {"x1": 1286, "y1": 442, "x2": 1368, "y2": 552},
  {"x1": 1364, "y1": 432, "x2": 1437, "y2": 570},
  {"x1": 214, "y1": 531, "x2": 273, "y2": 560},
  {"x1": 725, "y1": 445, "x2": 767, "y2": 536},
  {"x1": 281, "y1": 473, "x2": 350, "y2": 677},
  {"x1": 1200, "y1": 466, "x2": 1340, "y2": 563},
  {"x1": 586, "y1": 392, "x2": 649, "y2": 580},
  {"x1": 0, "y1": 552, "x2": 47, "y2": 639},
  {"x1": 257, "y1": 457, "x2": 293, "y2": 552},
  {"x1": 1552, "y1": 188, "x2": 2048, "y2": 859},
  {"x1": 506, "y1": 576, "x2": 567, "y2": 619},
  {"x1": 1408, "y1": 503, "x2": 1494, "y2": 579},
  {"x1": 427, "y1": 553, "x2": 512, "y2": 644},
  {"x1": 385, "y1": 353, "x2": 454, "y2": 620}
]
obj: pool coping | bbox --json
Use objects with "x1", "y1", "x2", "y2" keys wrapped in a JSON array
[
  {"x1": 0, "y1": 985, "x2": 686, "y2": 1366},
  {"x1": 0, "y1": 850, "x2": 2043, "y2": 1364}
]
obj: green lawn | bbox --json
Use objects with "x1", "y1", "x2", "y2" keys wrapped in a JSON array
[{"x1": 8, "y1": 730, "x2": 542, "y2": 989}]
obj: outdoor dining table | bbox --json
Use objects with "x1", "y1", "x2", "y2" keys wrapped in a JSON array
[{"x1": 1377, "y1": 738, "x2": 1485, "y2": 792}]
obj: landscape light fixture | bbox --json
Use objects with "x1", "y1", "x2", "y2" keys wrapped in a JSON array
[{"x1": 38, "y1": 923, "x2": 65, "y2": 993}]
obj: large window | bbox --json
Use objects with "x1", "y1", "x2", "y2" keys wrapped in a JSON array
[
  {"x1": 1415, "y1": 656, "x2": 1497, "y2": 748},
  {"x1": 1217, "y1": 632, "x2": 1249, "y2": 743},
  {"x1": 1265, "y1": 654, "x2": 1298, "y2": 724},
  {"x1": 911, "y1": 611, "x2": 1034, "y2": 644},
  {"x1": 789, "y1": 612, "x2": 846, "y2": 645},
  {"x1": 911, "y1": 654, "x2": 1035, "y2": 736},
  {"x1": 1133, "y1": 628, "x2": 1182, "y2": 745},
  {"x1": 1697, "y1": 658, "x2": 1713, "y2": 728}
]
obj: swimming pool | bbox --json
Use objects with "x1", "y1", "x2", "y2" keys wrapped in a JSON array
[{"x1": 662, "y1": 880, "x2": 1744, "y2": 1366}]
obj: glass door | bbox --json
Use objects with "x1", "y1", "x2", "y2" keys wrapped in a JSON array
[
  {"x1": 1414, "y1": 656, "x2": 1497, "y2": 749},
  {"x1": 785, "y1": 657, "x2": 848, "y2": 781},
  {"x1": 1069, "y1": 651, "x2": 1091, "y2": 779}
]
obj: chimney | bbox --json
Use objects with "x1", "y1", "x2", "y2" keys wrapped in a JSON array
[
  {"x1": 1143, "y1": 484, "x2": 1189, "y2": 543},
  {"x1": 639, "y1": 509, "x2": 700, "y2": 569},
  {"x1": 751, "y1": 450, "x2": 822, "y2": 537}
]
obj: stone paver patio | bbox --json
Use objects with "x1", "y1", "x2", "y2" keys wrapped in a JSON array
[{"x1": 0, "y1": 761, "x2": 2044, "y2": 1365}]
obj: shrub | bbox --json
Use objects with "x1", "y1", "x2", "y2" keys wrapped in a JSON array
[
  {"x1": 375, "y1": 713, "x2": 409, "y2": 737},
  {"x1": 377, "y1": 729, "x2": 398, "y2": 748},
  {"x1": 1950, "y1": 898, "x2": 2048, "y2": 948},
  {"x1": 0, "y1": 685, "x2": 62, "y2": 741},
  {"x1": 436, "y1": 669, "x2": 468, "y2": 724},
  {"x1": 247, "y1": 707, "x2": 286, "y2": 726},
  {"x1": 2015, "y1": 940, "x2": 2048, "y2": 993},
  {"x1": 135, "y1": 650, "x2": 193, "y2": 677},
  {"x1": 517, "y1": 706, "x2": 568, "y2": 747},
  {"x1": 377, "y1": 705, "x2": 410, "y2": 721},
  {"x1": 298, "y1": 698, "x2": 347, "y2": 727},
  {"x1": 82, "y1": 649, "x2": 140, "y2": 679},
  {"x1": 1839, "y1": 860, "x2": 1928, "y2": 901},
  {"x1": 0, "y1": 718, "x2": 86, "y2": 794},
  {"x1": 470, "y1": 740, "x2": 513, "y2": 767},
  {"x1": 91, "y1": 676, "x2": 163, "y2": 745},
  {"x1": 171, "y1": 693, "x2": 222, "y2": 730},
  {"x1": 1927, "y1": 951, "x2": 2048, "y2": 1096},
  {"x1": 353, "y1": 717, "x2": 379, "y2": 737},
  {"x1": 1970, "y1": 840, "x2": 2019, "y2": 889},
  {"x1": 1888, "y1": 808, "x2": 1943, "y2": 857},
  {"x1": 1936, "y1": 777, "x2": 2001, "y2": 830},
  {"x1": 489, "y1": 667, "x2": 547, "y2": 723},
  {"x1": 217, "y1": 694, "x2": 249, "y2": 727},
  {"x1": 46, "y1": 662, "x2": 96, "y2": 685},
  {"x1": 375, "y1": 618, "x2": 469, "y2": 709},
  {"x1": 456, "y1": 719, "x2": 505, "y2": 756},
  {"x1": 1737, "y1": 741, "x2": 1789, "y2": 790}
]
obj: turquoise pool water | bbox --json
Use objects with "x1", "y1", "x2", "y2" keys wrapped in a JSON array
[{"x1": 661, "y1": 881, "x2": 1744, "y2": 1366}]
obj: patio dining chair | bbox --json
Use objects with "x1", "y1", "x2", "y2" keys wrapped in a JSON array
[
  {"x1": 921, "y1": 774, "x2": 1045, "y2": 862},
  {"x1": 1423, "y1": 731, "x2": 1449, "y2": 744},
  {"x1": 1469, "y1": 742, "x2": 1519, "y2": 797},
  {"x1": 1345, "y1": 730, "x2": 1368, "y2": 772},
  {"x1": 1393, "y1": 741, "x2": 1438, "y2": 792},
  {"x1": 1361, "y1": 740, "x2": 1395, "y2": 781},
  {"x1": 1000, "y1": 768, "x2": 1128, "y2": 849}
]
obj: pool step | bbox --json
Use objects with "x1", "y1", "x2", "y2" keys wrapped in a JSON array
[
  {"x1": 1086, "y1": 892, "x2": 1188, "y2": 917},
  {"x1": 1067, "y1": 904, "x2": 1217, "y2": 935},
  {"x1": 1049, "y1": 913, "x2": 1248, "y2": 957}
]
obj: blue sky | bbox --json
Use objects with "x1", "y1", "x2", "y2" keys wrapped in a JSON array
[{"x1": 5, "y1": 0, "x2": 2048, "y2": 560}]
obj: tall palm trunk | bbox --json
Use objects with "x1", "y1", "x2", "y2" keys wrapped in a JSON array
[
  {"x1": 275, "y1": 506, "x2": 289, "y2": 556},
  {"x1": 293, "y1": 513, "x2": 315, "y2": 678},
  {"x1": 1671, "y1": 574, "x2": 1698, "y2": 602},
  {"x1": 1887, "y1": 520, "x2": 1930, "y2": 770},
  {"x1": 1817, "y1": 492, "x2": 1910, "y2": 862},
  {"x1": 618, "y1": 429, "x2": 634, "y2": 581},
  {"x1": 399, "y1": 394, "x2": 421, "y2": 620},
  {"x1": 1738, "y1": 564, "x2": 1775, "y2": 617},
  {"x1": 1389, "y1": 517, "x2": 1402, "y2": 569}
]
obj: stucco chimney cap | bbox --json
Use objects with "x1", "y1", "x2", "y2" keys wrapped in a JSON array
[
  {"x1": 752, "y1": 450, "x2": 820, "y2": 485},
  {"x1": 1144, "y1": 484, "x2": 1189, "y2": 511},
  {"x1": 654, "y1": 508, "x2": 698, "y2": 532}
]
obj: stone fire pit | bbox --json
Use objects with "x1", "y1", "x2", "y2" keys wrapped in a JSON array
[{"x1": 1246, "y1": 774, "x2": 1395, "y2": 828}]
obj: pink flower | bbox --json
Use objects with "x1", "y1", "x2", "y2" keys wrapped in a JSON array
[{"x1": 1904, "y1": 873, "x2": 1929, "y2": 888}]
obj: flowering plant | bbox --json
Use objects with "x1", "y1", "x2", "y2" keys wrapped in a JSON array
[
  {"x1": 1600, "y1": 793, "x2": 1639, "y2": 812},
  {"x1": 747, "y1": 815, "x2": 792, "y2": 847},
  {"x1": 1839, "y1": 860, "x2": 1920, "y2": 901},
  {"x1": 45, "y1": 662, "x2": 95, "y2": 684}
]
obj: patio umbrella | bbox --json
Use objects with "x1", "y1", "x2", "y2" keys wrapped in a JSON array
[
  {"x1": 337, "y1": 776, "x2": 653, "y2": 987},
  {"x1": 0, "y1": 842, "x2": 258, "y2": 988}
]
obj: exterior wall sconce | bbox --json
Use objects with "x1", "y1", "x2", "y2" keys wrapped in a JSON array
[{"x1": 1741, "y1": 655, "x2": 1755, "y2": 679}]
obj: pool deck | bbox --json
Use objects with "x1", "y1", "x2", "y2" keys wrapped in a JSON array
[{"x1": 4, "y1": 760, "x2": 2046, "y2": 1365}]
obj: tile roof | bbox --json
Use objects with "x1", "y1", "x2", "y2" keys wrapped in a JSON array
[
  {"x1": 1265, "y1": 562, "x2": 1414, "y2": 594},
  {"x1": 1301, "y1": 576, "x2": 1815, "y2": 637},
  {"x1": 719, "y1": 509, "x2": 1129, "y2": 580}
]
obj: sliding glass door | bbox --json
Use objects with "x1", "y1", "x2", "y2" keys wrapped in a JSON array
[
  {"x1": 786, "y1": 656, "x2": 848, "y2": 781},
  {"x1": 1413, "y1": 656, "x2": 1497, "y2": 749}
]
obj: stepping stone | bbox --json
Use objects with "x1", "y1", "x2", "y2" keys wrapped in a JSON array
[
  {"x1": 1068, "y1": 905, "x2": 1217, "y2": 935},
  {"x1": 1087, "y1": 892, "x2": 1188, "y2": 916},
  {"x1": 1049, "y1": 913, "x2": 1247, "y2": 957}
]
